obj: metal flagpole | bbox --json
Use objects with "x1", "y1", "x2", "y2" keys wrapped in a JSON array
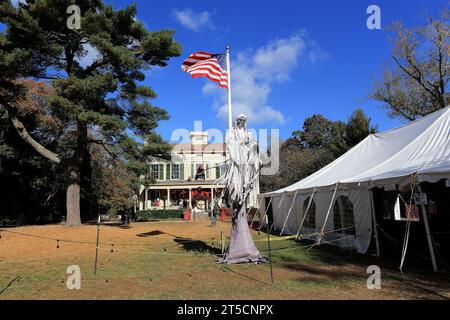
[{"x1": 226, "y1": 45, "x2": 232, "y2": 131}]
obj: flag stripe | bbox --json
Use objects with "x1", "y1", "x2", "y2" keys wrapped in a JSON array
[{"x1": 181, "y1": 51, "x2": 228, "y2": 90}]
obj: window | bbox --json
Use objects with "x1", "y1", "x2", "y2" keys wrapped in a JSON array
[
  {"x1": 216, "y1": 163, "x2": 220, "y2": 179},
  {"x1": 171, "y1": 164, "x2": 180, "y2": 180},
  {"x1": 333, "y1": 196, "x2": 355, "y2": 235},
  {"x1": 151, "y1": 164, "x2": 160, "y2": 179},
  {"x1": 303, "y1": 197, "x2": 316, "y2": 229}
]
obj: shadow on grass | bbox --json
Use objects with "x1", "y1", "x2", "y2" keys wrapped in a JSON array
[
  {"x1": 136, "y1": 230, "x2": 165, "y2": 237},
  {"x1": 173, "y1": 237, "x2": 222, "y2": 255},
  {"x1": 219, "y1": 266, "x2": 271, "y2": 286}
]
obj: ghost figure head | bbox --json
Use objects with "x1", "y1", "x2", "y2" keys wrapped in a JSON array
[{"x1": 235, "y1": 113, "x2": 247, "y2": 130}]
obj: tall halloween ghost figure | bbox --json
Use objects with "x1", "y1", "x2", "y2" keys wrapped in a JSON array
[{"x1": 219, "y1": 113, "x2": 267, "y2": 264}]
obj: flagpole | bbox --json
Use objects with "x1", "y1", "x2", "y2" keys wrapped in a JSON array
[{"x1": 226, "y1": 45, "x2": 232, "y2": 131}]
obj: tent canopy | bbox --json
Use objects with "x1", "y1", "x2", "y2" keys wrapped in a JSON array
[{"x1": 265, "y1": 106, "x2": 450, "y2": 195}]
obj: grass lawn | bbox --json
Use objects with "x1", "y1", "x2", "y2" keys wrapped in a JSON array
[{"x1": 0, "y1": 220, "x2": 449, "y2": 299}]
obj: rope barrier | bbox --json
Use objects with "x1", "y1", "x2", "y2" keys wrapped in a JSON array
[{"x1": 0, "y1": 223, "x2": 357, "y2": 264}]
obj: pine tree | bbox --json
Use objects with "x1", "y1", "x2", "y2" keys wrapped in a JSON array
[{"x1": 0, "y1": 0, "x2": 181, "y2": 226}]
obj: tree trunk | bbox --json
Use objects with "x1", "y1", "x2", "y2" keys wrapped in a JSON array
[
  {"x1": 66, "y1": 166, "x2": 81, "y2": 226},
  {"x1": 220, "y1": 203, "x2": 267, "y2": 264},
  {"x1": 65, "y1": 121, "x2": 88, "y2": 227}
]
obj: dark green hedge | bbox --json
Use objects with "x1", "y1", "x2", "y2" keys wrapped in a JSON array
[{"x1": 135, "y1": 209, "x2": 185, "y2": 221}]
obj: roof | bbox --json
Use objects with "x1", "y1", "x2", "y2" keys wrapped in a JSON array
[{"x1": 266, "y1": 106, "x2": 450, "y2": 195}]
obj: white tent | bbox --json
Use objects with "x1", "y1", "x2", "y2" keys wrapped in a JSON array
[{"x1": 259, "y1": 106, "x2": 450, "y2": 269}]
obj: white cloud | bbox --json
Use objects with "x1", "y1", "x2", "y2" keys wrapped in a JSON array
[
  {"x1": 173, "y1": 8, "x2": 214, "y2": 32},
  {"x1": 203, "y1": 32, "x2": 329, "y2": 125}
]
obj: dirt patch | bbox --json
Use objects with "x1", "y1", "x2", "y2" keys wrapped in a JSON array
[{"x1": 0, "y1": 221, "x2": 449, "y2": 299}]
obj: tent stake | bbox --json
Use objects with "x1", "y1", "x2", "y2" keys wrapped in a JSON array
[{"x1": 417, "y1": 184, "x2": 438, "y2": 272}]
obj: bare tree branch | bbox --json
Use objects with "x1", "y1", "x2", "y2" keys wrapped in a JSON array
[{"x1": 0, "y1": 100, "x2": 61, "y2": 164}]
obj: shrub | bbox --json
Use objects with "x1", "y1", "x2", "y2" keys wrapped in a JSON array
[{"x1": 135, "y1": 209, "x2": 184, "y2": 221}]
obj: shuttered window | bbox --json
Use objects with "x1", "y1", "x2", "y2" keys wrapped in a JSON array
[
  {"x1": 333, "y1": 196, "x2": 355, "y2": 235},
  {"x1": 303, "y1": 197, "x2": 316, "y2": 229}
]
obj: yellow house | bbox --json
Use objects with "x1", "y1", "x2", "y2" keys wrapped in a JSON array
[{"x1": 139, "y1": 131, "x2": 259, "y2": 212}]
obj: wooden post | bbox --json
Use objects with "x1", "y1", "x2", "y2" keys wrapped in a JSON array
[
  {"x1": 417, "y1": 184, "x2": 438, "y2": 272},
  {"x1": 265, "y1": 215, "x2": 274, "y2": 285},
  {"x1": 221, "y1": 230, "x2": 225, "y2": 255},
  {"x1": 94, "y1": 215, "x2": 101, "y2": 275},
  {"x1": 144, "y1": 187, "x2": 147, "y2": 210}
]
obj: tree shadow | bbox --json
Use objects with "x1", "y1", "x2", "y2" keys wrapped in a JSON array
[
  {"x1": 173, "y1": 237, "x2": 222, "y2": 255},
  {"x1": 136, "y1": 230, "x2": 165, "y2": 237}
]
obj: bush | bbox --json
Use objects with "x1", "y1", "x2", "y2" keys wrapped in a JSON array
[{"x1": 135, "y1": 209, "x2": 184, "y2": 221}]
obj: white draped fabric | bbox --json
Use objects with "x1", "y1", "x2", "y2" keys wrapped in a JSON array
[{"x1": 219, "y1": 114, "x2": 266, "y2": 264}]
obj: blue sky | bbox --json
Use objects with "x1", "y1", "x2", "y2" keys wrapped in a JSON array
[{"x1": 4, "y1": 0, "x2": 449, "y2": 142}]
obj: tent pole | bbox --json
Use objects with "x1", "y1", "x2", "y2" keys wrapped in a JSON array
[
  {"x1": 369, "y1": 190, "x2": 381, "y2": 257},
  {"x1": 264, "y1": 193, "x2": 285, "y2": 232},
  {"x1": 417, "y1": 184, "x2": 438, "y2": 272},
  {"x1": 258, "y1": 197, "x2": 272, "y2": 231},
  {"x1": 296, "y1": 188, "x2": 316, "y2": 239},
  {"x1": 280, "y1": 190, "x2": 298, "y2": 236},
  {"x1": 274, "y1": 192, "x2": 286, "y2": 231},
  {"x1": 250, "y1": 197, "x2": 264, "y2": 228},
  {"x1": 315, "y1": 183, "x2": 339, "y2": 246}
]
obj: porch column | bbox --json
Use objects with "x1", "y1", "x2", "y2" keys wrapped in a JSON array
[
  {"x1": 188, "y1": 188, "x2": 192, "y2": 209},
  {"x1": 167, "y1": 188, "x2": 170, "y2": 209},
  {"x1": 211, "y1": 188, "x2": 214, "y2": 208},
  {"x1": 144, "y1": 187, "x2": 147, "y2": 210}
]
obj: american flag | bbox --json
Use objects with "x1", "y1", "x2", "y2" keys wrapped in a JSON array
[{"x1": 181, "y1": 52, "x2": 228, "y2": 89}]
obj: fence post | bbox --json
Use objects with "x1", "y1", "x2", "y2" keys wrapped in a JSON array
[
  {"x1": 94, "y1": 215, "x2": 101, "y2": 275},
  {"x1": 265, "y1": 215, "x2": 274, "y2": 285}
]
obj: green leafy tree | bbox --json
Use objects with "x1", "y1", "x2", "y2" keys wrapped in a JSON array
[
  {"x1": 261, "y1": 109, "x2": 377, "y2": 193},
  {"x1": 0, "y1": 0, "x2": 181, "y2": 226},
  {"x1": 372, "y1": 9, "x2": 449, "y2": 121},
  {"x1": 345, "y1": 108, "x2": 378, "y2": 147}
]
